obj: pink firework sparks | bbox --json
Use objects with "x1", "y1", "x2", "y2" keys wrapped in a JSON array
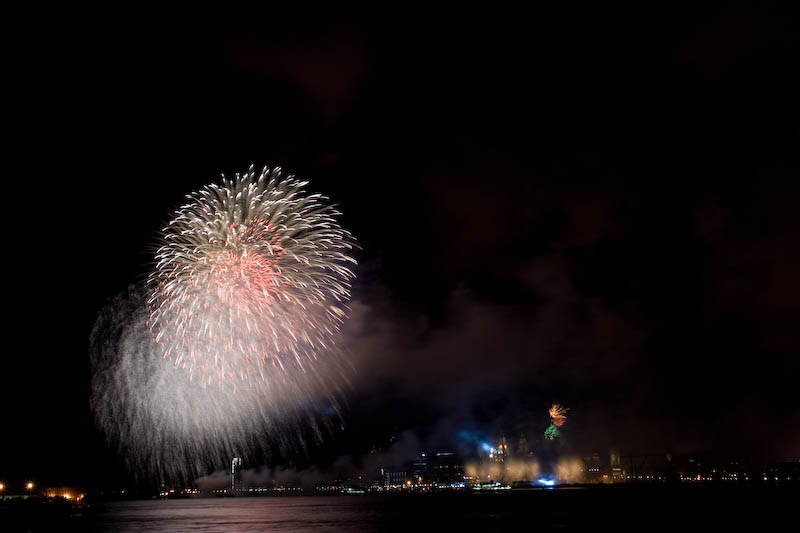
[{"x1": 147, "y1": 165, "x2": 356, "y2": 386}]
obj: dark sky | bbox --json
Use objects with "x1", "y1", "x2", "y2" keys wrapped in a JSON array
[{"x1": 3, "y1": 6, "x2": 799, "y2": 488}]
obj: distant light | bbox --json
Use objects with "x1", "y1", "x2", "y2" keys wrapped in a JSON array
[
  {"x1": 537, "y1": 478, "x2": 555, "y2": 486},
  {"x1": 26, "y1": 483, "x2": 34, "y2": 489}
]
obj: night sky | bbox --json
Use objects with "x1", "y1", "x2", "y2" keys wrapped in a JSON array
[{"x1": 3, "y1": 7, "x2": 799, "y2": 488}]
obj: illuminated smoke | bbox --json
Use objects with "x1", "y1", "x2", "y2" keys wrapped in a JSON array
[{"x1": 465, "y1": 459, "x2": 542, "y2": 484}]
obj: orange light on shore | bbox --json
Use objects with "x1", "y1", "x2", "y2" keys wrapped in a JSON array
[{"x1": 27, "y1": 482, "x2": 34, "y2": 489}]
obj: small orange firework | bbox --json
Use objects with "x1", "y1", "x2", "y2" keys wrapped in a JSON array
[{"x1": 549, "y1": 404, "x2": 569, "y2": 427}]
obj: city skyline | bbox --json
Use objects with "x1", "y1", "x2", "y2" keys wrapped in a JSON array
[{"x1": 2, "y1": 7, "x2": 799, "y2": 495}]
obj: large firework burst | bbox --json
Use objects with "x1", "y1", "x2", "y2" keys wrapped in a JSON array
[
  {"x1": 90, "y1": 165, "x2": 357, "y2": 483},
  {"x1": 147, "y1": 165, "x2": 356, "y2": 386}
]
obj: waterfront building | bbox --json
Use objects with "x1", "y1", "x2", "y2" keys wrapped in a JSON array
[{"x1": 231, "y1": 457, "x2": 243, "y2": 492}]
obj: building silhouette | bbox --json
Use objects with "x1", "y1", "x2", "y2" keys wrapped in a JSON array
[{"x1": 231, "y1": 457, "x2": 243, "y2": 492}]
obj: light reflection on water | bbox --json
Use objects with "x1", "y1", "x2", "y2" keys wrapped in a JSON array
[
  {"x1": 94, "y1": 497, "x2": 381, "y2": 532},
  {"x1": 90, "y1": 487, "x2": 794, "y2": 532}
]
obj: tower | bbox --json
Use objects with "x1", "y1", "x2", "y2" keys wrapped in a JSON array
[
  {"x1": 517, "y1": 433, "x2": 529, "y2": 457},
  {"x1": 610, "y1": 449, "x2": 623, "y2": 482},
  {"x1": 495, "y1": 435, "x2": 508, "y2": 462},
  {"x1": 231, "y1": 457, "x2": 243, "y2": 492}
]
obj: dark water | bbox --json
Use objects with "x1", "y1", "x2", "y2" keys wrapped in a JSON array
[
  {"x1": 4, "y1": 486, "x2": 798, "y2": 532},
  {"x1": 93, "y1": 497, "x2": 384, "y2": 532}
]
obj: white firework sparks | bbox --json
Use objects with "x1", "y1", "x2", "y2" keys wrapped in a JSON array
[
  {"x1": 90, "y1": 165, "x2": 357, "y2": 483},
  {"x1": 147, "y1": 165, "x2": 356, "y2": 386}
]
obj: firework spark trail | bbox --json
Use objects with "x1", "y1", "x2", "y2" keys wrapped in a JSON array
[
  {"x1": 545, "y1": 404, "x2": 569, "y2": 440},
  {"x1": 90, "y1": 165, "x2": 357, "y2": 483},
  {"x1": 549, "y1": 404, "x2": 569, "y2": 427},
  {"x1": 548, "y1": 404, "x2": 568, "y2": 421}
]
